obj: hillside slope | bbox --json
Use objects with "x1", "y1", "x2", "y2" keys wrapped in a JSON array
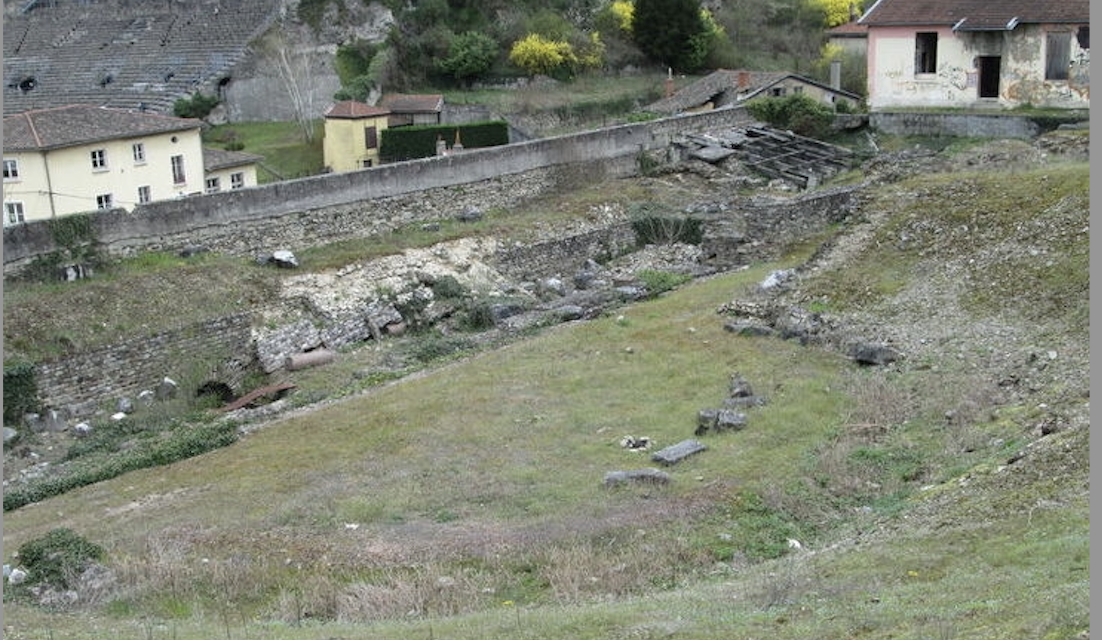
[{"x1": 1, "y1": 130, "x2": 1089, "y2": 639}]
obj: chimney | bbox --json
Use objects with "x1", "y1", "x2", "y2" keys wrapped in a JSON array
[
  {"x1": 737, "y1": 71, "x2": 750, "y2": 88},
  {"x1": 830, "y1": 60, "x2": 842, "y2": 90}
]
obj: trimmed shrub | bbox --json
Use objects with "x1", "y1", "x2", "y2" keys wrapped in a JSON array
[{"x1": 380, "y1": 121, "x2": 509, "y2": 162}]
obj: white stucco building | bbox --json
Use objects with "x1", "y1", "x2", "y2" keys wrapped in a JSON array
[
  {"x1": 3, "y1": 104, "x2": 260, "y2": 225},
  {"x1": 859, "y1": 0, "x2": 1089, "y2": 110}
]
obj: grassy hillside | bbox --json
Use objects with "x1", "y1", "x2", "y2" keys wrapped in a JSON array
[{"x1": 1, "y1": 133, "x2": 1088, "y2": 639}]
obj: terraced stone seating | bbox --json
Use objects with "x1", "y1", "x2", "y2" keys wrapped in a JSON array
[{"x1": 3, "y1": 0, "x2": 281, "y2": 115}]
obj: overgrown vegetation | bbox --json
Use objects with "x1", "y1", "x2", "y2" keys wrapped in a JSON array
[
  {"x1": 3, "y1": 361, "x2": 39, "y2": 427},
  {"x1": 3, "y1": 419, "x2": 238, "y2": 511},
  {"x1": 629, "y1": 201, "x2": 704, "y2": 246},
  {"x1": 335, "y1": 0, "x2": 858, "y2": 96},
  {"x1": 1, "y1": 116, "x2": 1087, "y2": 639},
  {"x1": 746, "y1": 93, "x2": 837, "y2": 138},
  {"x1": 172, "y1": 92, "x2": 221, "y2": 120},
  {"x1": 10, "y1": 528, "x2": 104, "y2": 591}
]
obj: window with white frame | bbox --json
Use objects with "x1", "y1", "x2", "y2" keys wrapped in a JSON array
[
  {"x1": 4, "y1": 201, "x2": 25, "y2": 226},
  {"x1": 3, "y1": 158, "x2": 19, "y2": 180},
  {"x1": 137, "y1": 185, "x2": 151, "y2": 204},
  {"x1": 91, "y1": 149, "x2": 108, "y2": 170},
  {"x1": 171, "y1": 155, "x2": 186, "y2": 184},
  {"x1": 132, "y1": 142, "x2": 146, "y2": 164},
  {"x1": 205, "y1": 177, "x2": 221, "y2": 193},
  {"x1": 230, "y1": 172, "x2": 245, "y2": 189},
  {"x1": 96, "y1": 193, "x2": 113, "y2": 210}
]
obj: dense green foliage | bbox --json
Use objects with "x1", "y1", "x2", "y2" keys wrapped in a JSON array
[
  {"x1": 746, "y1": 93, "x2": 836, "y2": 138},
  {"x1": 344, "y1": 0, "x2": 846, "y2": 92},
  {"x1": 379, "y1": 120, "x2": 509, "y2": 162},
  {"x1": 438, "y1": 30, "x2": 500, "y2": 85},
  {"x1": 632, "y1": 0, "x2": 708, "y2": 72},
  {"x1": 14, "y1": 528, "x2": 104, "y2": 589},
  {"x1": 3, "y1": 361, "x2": 38, "y2": 426},
  {"x1": 172, "y1": 92, "x2": 221, "y2": 119}
]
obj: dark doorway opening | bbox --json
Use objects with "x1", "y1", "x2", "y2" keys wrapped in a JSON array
[{"x1": 978, "y1": 56, "x2": 1001, "y2": 98}]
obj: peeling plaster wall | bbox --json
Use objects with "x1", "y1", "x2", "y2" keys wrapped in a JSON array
[{"x1": 867, "y1": 24, "x2": 1089, "y2": 110}]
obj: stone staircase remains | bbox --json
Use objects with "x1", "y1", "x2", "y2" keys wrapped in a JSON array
[{"x1": 683, "y1": 125, "x2": 856, "y2": 189}]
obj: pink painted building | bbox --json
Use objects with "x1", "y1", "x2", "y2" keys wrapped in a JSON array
[{"x1": 859, "y1": 0, "x2": 1089, "y2": 110}]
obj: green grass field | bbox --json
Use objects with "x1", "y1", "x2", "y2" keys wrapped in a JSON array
[{"x1": 1, "y1": 124, "x2": 1088, "y2": 639}]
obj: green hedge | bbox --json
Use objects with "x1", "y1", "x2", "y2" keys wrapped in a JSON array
[{"x1": 380, "y1": 120, "x2": 509, "y2": 162}]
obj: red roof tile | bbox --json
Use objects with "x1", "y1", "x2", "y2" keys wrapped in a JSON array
[
  {"x1": 378, "y1": 93, "x2": 444, "y2": 114},
  {"x1": 860, "y1": 0, "x2": 1089, "y2": 29},
  {"x1": 4, "y1": 104, "x2": 201, "y2": 151},
  {"x1": 325, "y1": 100, "x2": 390, "y2": 119},
  {"x1": 827, "y1": 21, "x2": 869, "y2": 36}
]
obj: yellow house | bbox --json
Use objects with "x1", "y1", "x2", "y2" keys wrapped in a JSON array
[
  {"x1": 2, "y1": 104, "x2": 213, "y2": 225},
  {"x1": 323, "y1": 100, "x2": 391, "y2": 173}
]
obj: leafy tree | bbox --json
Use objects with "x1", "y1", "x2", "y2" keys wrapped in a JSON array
[
  {"x1": 172, "y1": 92, "x2": 220, "y2": 119},
  {"x1": 688, "y1": 8, "x2": 726, "y2": 70},
  {"x1": 633, "y1": 0, "x2": 708, "y2": 72},
  {"x1": 574, "y1": 31, "x2": 606, "y2": 72},
  {"x1": 335, "y1": 39, "x2": 378, "y2": 86},
  {"x1": 526, "y1": 8, "x2": 576, "y2": 40},
  {"x1": 811, "y1": 0, "x2": 863, "y2": 27},
  {"x1": 609, "y1": 0, "x2": 634, "y2": 34},
  {"x1": 438, "y1": 30, "x2": 500, "y2": 85},
  {"x1": 811, "y1": 43, "x2": 868, "y2": 97},
  {"x1": 333, "y1": 75, "x2": 376, "y2": 102},
  {"x1": 509, "y1": 33, "x2": 577, "y2": 78}
]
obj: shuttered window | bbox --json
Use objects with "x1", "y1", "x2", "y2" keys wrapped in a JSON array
[{"x1": 1046, "y1": 32, "x2": 1071, "y2": 80}]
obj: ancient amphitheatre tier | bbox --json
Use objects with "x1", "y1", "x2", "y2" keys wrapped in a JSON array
[{"x1": 3, "y1": 0, "x2": 282, "y2": 116}]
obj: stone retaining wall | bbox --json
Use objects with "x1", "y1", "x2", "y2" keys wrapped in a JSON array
[
  {"x1": 3, "y1": 107, "x2": 756, "y2": 273},
  {"x1": 33, "y1": 313, "x2": 255, "y2": 419}
]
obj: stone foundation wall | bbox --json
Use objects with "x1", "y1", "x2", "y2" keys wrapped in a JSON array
[{"x1": 33, "y1": 313, "x2": 255, "y2": 419}]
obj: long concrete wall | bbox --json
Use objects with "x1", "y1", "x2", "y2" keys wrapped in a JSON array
[{"x1": 3, "y1": 107, "x2": 756, "y2": 273}]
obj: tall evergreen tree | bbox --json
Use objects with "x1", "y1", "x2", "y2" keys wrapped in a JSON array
[{"x1": 633, "y1": 0, "x2": 707, "y2": 72}]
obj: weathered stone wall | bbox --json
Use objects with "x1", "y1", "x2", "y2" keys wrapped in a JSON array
[
  {"x1": 698, "y1": 185, "x2": 861, "y2": 269},
  {"x1": 492, "y1": 223, "x2": 639, "y2": 281},
  {"x1": 25, "y1": 184, "x2": 861, "y2": 420},
  {"x1": 33, "y1": 313, "x2": 255, "y2": 419},
  {"x1": 869, "y1": 111, "x2": 1088, "y2": 139},
  {"x1": 3, "y1": 107, "x2": 756, "y2": 273}
]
